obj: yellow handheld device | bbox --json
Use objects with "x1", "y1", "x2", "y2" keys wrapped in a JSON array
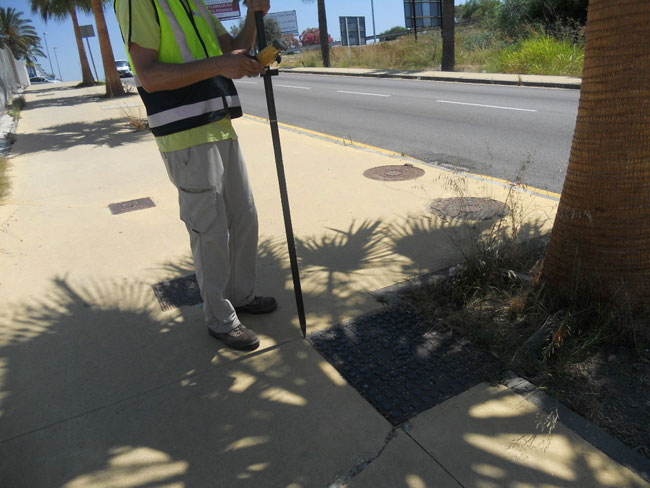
[{"x1": 256, "y1": 39, "x2": 288, "y2": 66}]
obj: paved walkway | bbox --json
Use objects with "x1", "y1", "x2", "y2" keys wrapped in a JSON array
[{"x1": 0, "y1": 82, "x2": 647, "y2": 487}]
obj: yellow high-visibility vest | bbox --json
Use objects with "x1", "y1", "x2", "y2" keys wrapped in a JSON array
[{"x1": 115, "y1": 0, "x2": 242, "y2": 136}]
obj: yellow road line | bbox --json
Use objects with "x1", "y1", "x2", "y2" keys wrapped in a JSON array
[{"x1": 243, "y1": 113, "x2": 562, "y2": 200}]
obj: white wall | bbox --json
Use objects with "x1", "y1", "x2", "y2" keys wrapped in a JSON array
[{"x1": 0, "y1": 46, "x2": 28, "y2": 115}]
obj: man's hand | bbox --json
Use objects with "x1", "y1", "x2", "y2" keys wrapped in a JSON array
[
  {"x1": 218, "y1": 50, "x2": 266, "y2": 79},
  {"x1": 128, "y1": 43, "x2": 265, "y2": 93},
  {"x1": 232, "y1": 0, "x2": 270, "y2": 16}
]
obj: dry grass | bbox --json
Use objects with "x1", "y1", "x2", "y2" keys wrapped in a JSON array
[
  {"x1": 8, "y1": 96, "x2": 26, "y2": 120},
  {"x1": 404, "y1": 167, "x2": 650, "y2": 457},
  {"x1": 122, "y1": 109, "x2": 149, "y2": 131},
  {"x1": 283, "y1": 25, "x2": 583, "y2": 76},
  {"x1": 0, "y1": 155, "x2": 10, "y2": 201}
]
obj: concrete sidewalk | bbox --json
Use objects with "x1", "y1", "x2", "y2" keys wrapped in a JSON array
[
  {"x1": 280, "y1": 67, "x2": 582, "y2": 89},
  {"x1": 0, "y1": 82, "x2": 647, "y2": 487}
]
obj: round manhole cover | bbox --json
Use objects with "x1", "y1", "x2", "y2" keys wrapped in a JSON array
[
  {"x1": 363, "y1": 164, "x2": 425, "y2": 181},
  {"x1": 429, "y1": 197, "x2": 510, "y2": 221}
]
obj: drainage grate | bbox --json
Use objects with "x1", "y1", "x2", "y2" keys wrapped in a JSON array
[
  {"x1": 308, "y1": 305, "x2": 502, "y2": 425},
  {"x1": 108, "y1": 197, "x2": 156, "y2": 215},
  {"x1": 363, "y1": 164, "x2": 425, "y2": 182},
  {"x1": 152, "y1": 274, "x2": 202, "y2": 311},
  {"x1": 429, "y1": 197, "x2": 510, "y2": 221}
]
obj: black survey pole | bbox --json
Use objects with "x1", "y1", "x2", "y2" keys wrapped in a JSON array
[{"x1": 254, "y1": 11, "x2": 307, "y2": 338}]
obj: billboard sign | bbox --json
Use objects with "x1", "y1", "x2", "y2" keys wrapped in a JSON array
[
  {"x1": 340, "y1": 16, "x2": 366, "y2": 46},
  {"x1": 205, "y1": 0, "x2": 242, "y2": 21},
  {"x1": 78, "y1": 24, "x2": 95, "y2": 38},
  {"x1": 404, "y1": 0, "x2": 441, "y2": 29},
  {"x1": 267, "y1": 10, "x2": 299, "y2": 36}
]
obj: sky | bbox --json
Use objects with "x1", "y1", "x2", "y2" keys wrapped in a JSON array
[{"x1": 5, "y1": 0, "x2": 419, "y2": 82}]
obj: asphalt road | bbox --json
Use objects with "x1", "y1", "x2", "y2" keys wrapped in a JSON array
[{"x1": 234, "y1": 73, "x2": 580, "y2": 194}]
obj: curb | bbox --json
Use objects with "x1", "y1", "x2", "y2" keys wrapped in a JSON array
[
  {"x1": 279, "y1": 68, "x2": 582, "y2": 90},
  {"x1": 243, "y1": 114, "x2": 562, "y2": 202},
  {"x1": 505, "y1": 374, "x2": 650, "y2": 483}
]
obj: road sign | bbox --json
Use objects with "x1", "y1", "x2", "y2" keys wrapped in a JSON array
[
  {"x1": 404, "y1": 0, "x2": 441, "y2": 29},
  {"x1": 79, "y1": 24, "x2": 95, "y2": 38},
  {"x1": 267, "y1": 10, "x2": 299, "y2": 36},
  {"x1": 340, "y1": 16, "x2": 366, "y2": 46},
  {"x1": 205, "y1": 0, "x2": 241, "y2": 21}
]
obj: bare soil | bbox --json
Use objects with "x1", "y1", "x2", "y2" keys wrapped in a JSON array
[{"x1": 406, "y1": 245, "x2": 650, "y2": 460}]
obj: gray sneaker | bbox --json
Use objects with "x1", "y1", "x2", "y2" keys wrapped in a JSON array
[
  {"x1": 209, "y1": 324, "x2": 260, "y2": 351},
  {"x1": 235, "y1": 296, "x2": 278, "y2": 314}
]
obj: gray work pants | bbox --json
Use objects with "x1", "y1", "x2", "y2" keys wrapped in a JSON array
[{"x1": 161, "y1": 139, "x2": 258, "y2": 333}]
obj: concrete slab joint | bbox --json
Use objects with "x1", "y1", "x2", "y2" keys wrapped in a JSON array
[{"x1": 328, "y1": 428, "x2": 398, "y2": 487}]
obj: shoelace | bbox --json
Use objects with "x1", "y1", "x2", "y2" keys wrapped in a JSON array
[{"x1": 230, "y1": 325, "x2": 245, "y2": 336}]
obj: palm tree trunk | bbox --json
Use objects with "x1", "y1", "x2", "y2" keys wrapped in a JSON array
[
  {"x1": 317, "y1": 0, "x2": 330, "y2": 68},
  {"x1": 542, "y1": 0, "x2": 650, "y2": 308},
  {"x1": 91, "y1": 0, "x2": 123, "y2": 97},
  {"x1": 70, "y1": 7, "x2": 95, "y2": 86},
  {"x1": 441, "y1": 0, "x2": 455, "y2": 71}
]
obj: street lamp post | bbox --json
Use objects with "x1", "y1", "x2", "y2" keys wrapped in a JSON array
[
  {"x1": 43, "y1": 32, "x2": 54, "y2": 77},
  {"x1": 53, "y1": 47, "x2": 63, "y2": 81},
  {"x1": 370, "y1": 0, "x2": 377, "y2": 43}
]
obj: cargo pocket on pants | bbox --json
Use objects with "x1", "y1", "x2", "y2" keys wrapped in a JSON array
[{"x1": 178, "y1": 188, "x2": 219, "y2": 233}]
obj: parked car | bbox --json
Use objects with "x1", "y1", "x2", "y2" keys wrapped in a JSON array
[
  {"x1": 115, "y1": 60, "x2": 133, "y2": 78},
  {"x1": 29, "y1": 76, "x2": 60, "y2": 84}
]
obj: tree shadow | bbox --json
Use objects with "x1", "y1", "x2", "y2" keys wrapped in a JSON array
[
  {"x1": 26, "y1": 84, "x2": 85, "y2": 95},
  {"x1": 22, "y1": 93, "x2": 108, "y2": 111},
  {"x1": 409, "y1": 384, "x2": 650, "y2": 488},
  {"x1": 2, "y1": 222, "x2": 416, "y2": 486},
  {"x1": 3, "y1": 208, "x2": 641, "y2": 487},
  {"x1": 11, "y1": 118, "x2": 151, "y2": 156},
  {"x1": 0, "y1": 274, "x2": 366, "y2": 487},
  {"x1": 388, "y1": 211, "x2": 548, "y2": 276},
  {"x1": 296, "y1": 219, "x2": 393, "y2": 323}
]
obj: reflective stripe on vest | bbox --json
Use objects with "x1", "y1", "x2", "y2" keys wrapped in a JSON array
[
  {"x1": 116, "y1": 0, "x2": 242, "y2": 137},
  {"x1": 148, "y1": 95, "x2": 240, "y2": 128},
  {"x1": 156, "y1": 0, "x2": 195, "y2": 62}
]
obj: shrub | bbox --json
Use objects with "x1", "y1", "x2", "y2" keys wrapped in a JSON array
[
  {"x1": 0, "y1": 155, "x2": 9, "y2": 200},
  {"x1": 283, "y1": 25, "x2": 583, "y2": 77},
  {"x1": 497, "y1": 0, "x2": 588, "y2": 39},
  {"x1": 496, "y1": 35, "x2": 584, "y2": 76},
  {"x1": 282, "y1": 34, "x2": 300, "y2": 49},
  {"x1": 299, "y1": 27, "x2": 333, "y2": 46},
  {"x1": 379, "y1": 26, "x2": 408, "y2": 41},
  {"x1": 230, "y1": 17, "x2": 282, "y2": 42},
  {"x1": 7, "y1": 96, "x2": 25, "y2": 120},
  {"x1": 457, "y1": 0, "x2": 501, "y2": 25}
]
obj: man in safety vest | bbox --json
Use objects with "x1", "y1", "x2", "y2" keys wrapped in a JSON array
[{"x1": 115, "y1": 0, "x2": 276, "y2": 351}]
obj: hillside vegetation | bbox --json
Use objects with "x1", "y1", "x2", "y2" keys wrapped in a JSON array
[{"x1": 283, "y1": 25, "x2": 585, "y2": 77}]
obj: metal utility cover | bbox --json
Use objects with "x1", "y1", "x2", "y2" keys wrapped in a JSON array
[
  {"x1": 363, "y1": 164, "x2": 425, "y2": 182},
  {"x1": 108, "y1": 197, "x2": 156, "y2": 215},
  {"x1": 308, "y1": 305, "x2": 502, "y2": 425},
  {"x1": 152, "y1": 274, "x2": 202, "y2": 311},
  {"x1": 430, "y1": 197, "x2": 510, "y2": 221}
]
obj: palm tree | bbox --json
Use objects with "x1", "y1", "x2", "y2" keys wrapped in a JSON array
[
  {"x1": 0, "y1": 7, "x2": 45, "y2": 61},
  {"x1": 542, "y1": 0, "x2": 650, "y2": 308},
  {"x1": 30, "y1": 0, "x2": 95, "y2": 86},
  {"x1": 303, "y1": 0, "x2": 330, "y2": 67},
  {"x1": 441, "y1": 0, "x2": 455, "y2": 71},
  {"x1": 91, "y1": 0, "x2": 123, "y2": 97}
]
